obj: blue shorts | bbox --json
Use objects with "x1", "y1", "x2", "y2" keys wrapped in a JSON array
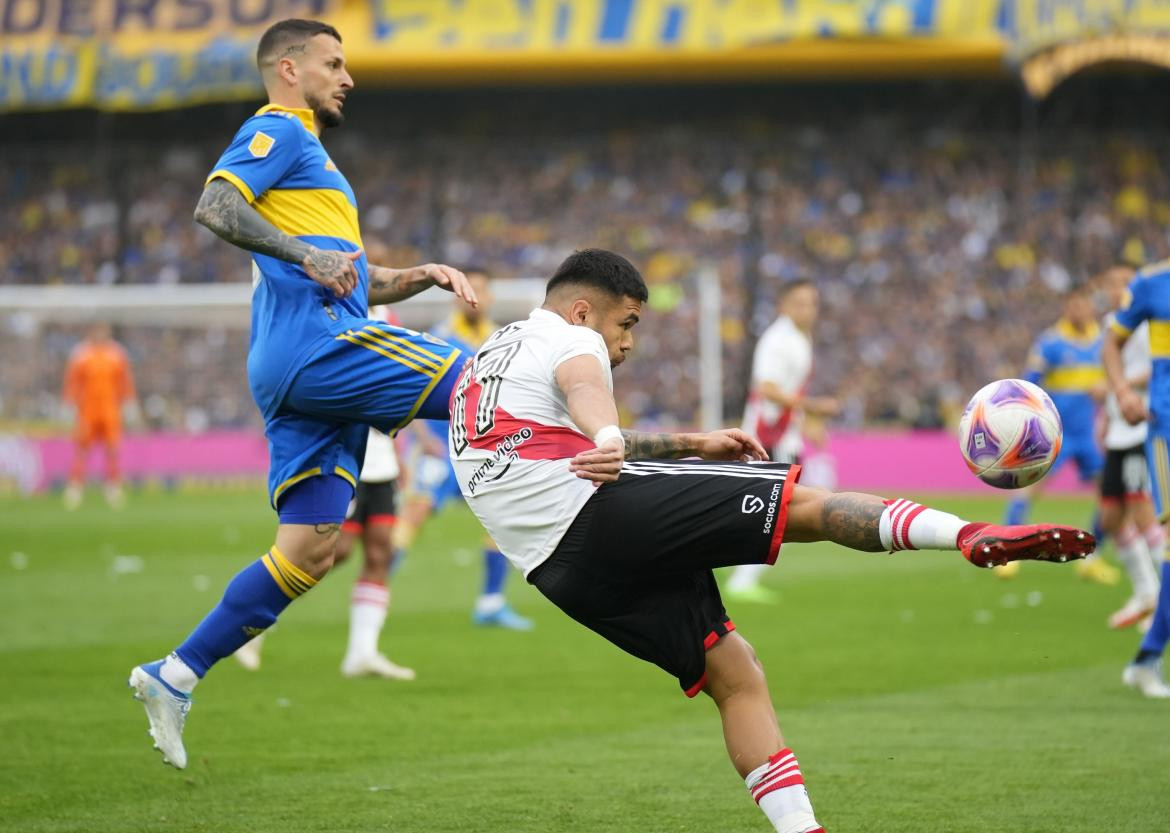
[
  {"x1": 266, "y1": 320, "x2": 465, "y2": 516},
  {"x1": 1147, "y1": 434, "x2": 1170, "y2": 521},
  {"x1": 1050, "y1": 433, "x2": 1103, "y2": 482}
]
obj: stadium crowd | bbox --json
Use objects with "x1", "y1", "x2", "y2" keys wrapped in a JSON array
[{"x1": 2, "y1": 82, "x2": 1168, "y2": 432}]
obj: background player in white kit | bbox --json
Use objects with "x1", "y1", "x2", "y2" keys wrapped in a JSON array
[
  {"x1": 727, "y1": 280, "x2": 839, "y2": 604},
  {"x1": 1098, "y1": 266, "x2": 1163, "y2": 630},
  {"x1": 449, "y1": 249, "x2": 1094, "y2": 833}
]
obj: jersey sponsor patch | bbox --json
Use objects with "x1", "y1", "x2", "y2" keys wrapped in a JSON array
[{"x1": 249, "y1": 131, "x2": 276, "y2": 158}]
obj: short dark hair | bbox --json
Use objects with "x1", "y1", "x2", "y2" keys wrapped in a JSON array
[
  {"x1": 1064, "y1": 283, "x2": 1092, "y2": 300},
  {"x1": 257, "y1": 19, "x2": 341, "y2": 70},
  {"x1": 780, "y1": 278, "x2": 815, "y2": 299},
  {"x1": 546, "y1": 249, "x2": 648, "y2": 303},
  {"x1": 461, "y1": 265, "x2": 492, "y2": 279}
]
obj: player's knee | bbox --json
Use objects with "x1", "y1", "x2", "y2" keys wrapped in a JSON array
[
  {"x1": 283, "y1": 535, "x2": 339, "y2": 579},
  {"x1": 705, "y1": 634, "x2": 768, "y2": 702}
]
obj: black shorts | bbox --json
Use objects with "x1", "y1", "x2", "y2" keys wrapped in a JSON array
[
  {"x1": 341, "y1": 480, "x2": 397, "y2": 533},
  {"x1": 1101, "y1": 444, "x2": 1151, "y2": 502},
  {"x1": 528, "y1": 460, "x2": 799, "y2": 697}
]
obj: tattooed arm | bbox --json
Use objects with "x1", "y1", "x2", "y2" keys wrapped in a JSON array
[
  {"x1": 620, "y1": 431, "x2": 701, "y2": 459},
  {"x1": 367, "y1": 263, "x2": 479, "y2": 307},
  {"x1": 620, "y1": 428, "x2": 768, "y2": 462},
  {"x1": 193, "y1": 178, "x2": 360, "y2": 297}
]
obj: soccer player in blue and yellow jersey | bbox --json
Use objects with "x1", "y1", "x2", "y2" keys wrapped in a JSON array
[
  {"x1": 1106, "y1": 258, "x2": 1170, "y2": 698},
  {"x1": 128, "y1": 19, "x2": 479, "y2": 768},
  {"x1": 997, "y1": 285, "x2": 1114, "y2": 580}
]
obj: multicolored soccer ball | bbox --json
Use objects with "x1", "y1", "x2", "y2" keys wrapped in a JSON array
[{"x1": 958, "y1": 379, "x2": 1063, "y2": 489}]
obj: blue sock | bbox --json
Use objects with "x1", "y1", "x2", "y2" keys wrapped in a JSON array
[
  {"x1": 1136, "y1": 561, "x2": 1170, "y2": 663},
  {"x1": 175, "y1": 549, "x2": 316, "y2": 677},
  {"x1": 1004, "y1": 498, "x2": 1029, "y2": 526},
  {"x1": 482, "y1": 549, "x2": 508, "y2": 596}
]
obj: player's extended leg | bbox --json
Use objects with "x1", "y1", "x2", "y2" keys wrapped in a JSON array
[
  {"x1": 130, "y1": 476, "x2": 350, "y2": 768},
  {"x1": 703, "y1": 632, "x2": 823, "y2": 833},
  {"x1": 342, "y1": 516, "x2": 415, "y2": 680},
  {"x1": 782, "y1": 486, "x2": 1094, "y2": 566}
]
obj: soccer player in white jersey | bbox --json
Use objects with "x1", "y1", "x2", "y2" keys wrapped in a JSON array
[
  {"x1": 727, "y1": 280, "x2": 839, "y2": 603},
  {"x1": 449, "y1": 249, "x2": 1095, "y2": 833},
  {"x1": 1098, "y1": 266, "x2": 1163, "y2": 630}
]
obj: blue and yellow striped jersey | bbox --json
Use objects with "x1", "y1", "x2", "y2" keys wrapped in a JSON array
[
  {"x1": 1112, "y1": 259, "x2": 1170, "y2": 434},
  {"x1": 1024, "y1": 318, "x2": 1103, "y2": 436},
  {"x1": 206, "y1": 104, "x2": 367, "y2": 418}
]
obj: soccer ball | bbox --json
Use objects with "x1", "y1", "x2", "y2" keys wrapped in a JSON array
[{"x1": 958, "y1": 379, "x2": 1063, "y2": 489}]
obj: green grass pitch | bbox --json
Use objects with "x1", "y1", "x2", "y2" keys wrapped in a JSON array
[{"x1": 1, "y1": 489, "x2": 1168, "y2": 832}]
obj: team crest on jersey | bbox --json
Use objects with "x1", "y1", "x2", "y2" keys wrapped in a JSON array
[{"x1": 249, "y1": 131, "x2": 275, "y2": 158}]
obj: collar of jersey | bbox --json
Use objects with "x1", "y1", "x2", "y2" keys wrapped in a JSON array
[
  {"x1": 530, "y1": 307, "x2": 567, "y2": 324},
  {"x1": 255, "y1": 104, "x2": 316, "y2": 134},
  {"x1": 1055, "y1": 318, "x2": 1100, "y2": 342}
]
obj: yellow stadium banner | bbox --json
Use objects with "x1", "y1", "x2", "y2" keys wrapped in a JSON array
[
  {"x1": 1010, "y1": 0, "x2": 1170, "y2": 98},
  {"x1": 1, "y1": 1, "x2": 1169, "y2": 112}
]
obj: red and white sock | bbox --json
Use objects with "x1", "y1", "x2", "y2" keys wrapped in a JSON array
[
  {"x1": 880, "y1": 499, "x2": 968, "y2": 552},
  {"x1": 745, "y1": 748, "x2": 823, "y2": 833},
  {"x1": 345, "y1": 581, "x2": 389, "y2": 661}
]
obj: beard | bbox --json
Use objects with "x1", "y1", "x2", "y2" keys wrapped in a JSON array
[{"x1": 307, "y1": 92, "x2": 344, "y2": 129}]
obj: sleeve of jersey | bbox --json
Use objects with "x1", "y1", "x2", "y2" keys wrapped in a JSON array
[
  {"x1": 205, "y1": 116, "x2": 303, "y2": 204},
  {"x1": 1112, "y1": 277, "x2": 1151, "y2": 336},
  {"x1": 548, "y1": 330, "x2": 609, "y2": 380}
]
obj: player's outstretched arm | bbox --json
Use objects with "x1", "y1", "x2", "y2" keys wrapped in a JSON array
[
  {"x1": 193, "y1": 179, "x2": 359, "y2": 298},
  {"x1": 619, "y1": 428, "x2": 768, "y2": 462},
  {"x1": 368, "y1": 264, "x2": 478, "y2": 308}
]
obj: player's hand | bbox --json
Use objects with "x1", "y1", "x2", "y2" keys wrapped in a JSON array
[
  {"x1": 568, "y1": 438, "x2": 624, "y2": 486},
  {"x1": 1118, "y1": 388, "x2": 1148, "y2": 426},
  {"x1": 413, "y1": 263, "x2": 478, "y2": 308},
  {"x1": 304, "y1": 247, "x2": 362, "y2": 298},
  {"x1": 695, "y1": 429, "x2": 769, "y2": 462}
]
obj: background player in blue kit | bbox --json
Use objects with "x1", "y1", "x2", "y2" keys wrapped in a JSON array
[
  {"x1": 1105, "y1": 258, "x2": 1170, "y2": 698},
  {"x1": 998, "y1": 285, "x2": 1114, "y2": 581},
  {"x1": 128, "y1": 18, "x2": 478, "y2": 768},
  {"x1": 396, "y1": 268, "x2": 534, "y2": 630}
]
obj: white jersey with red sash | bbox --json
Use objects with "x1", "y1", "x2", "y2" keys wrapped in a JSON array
[
  {"x1": 449, "y1": 308, "x2": 609, "y2": 575},
  {"x1": 741, "y1": 316, "x2": 812, "y2": 461}
]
